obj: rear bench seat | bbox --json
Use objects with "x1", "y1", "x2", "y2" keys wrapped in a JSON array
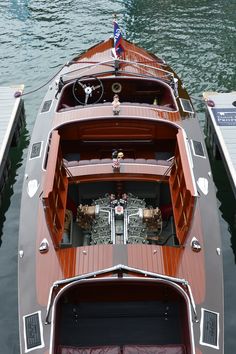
[
  {"x1": 58, "y1": 345, "x2": 186, "y2": 354},
  {"x1": 63, "y1": 158, "x2": 172, "y2": 167}
]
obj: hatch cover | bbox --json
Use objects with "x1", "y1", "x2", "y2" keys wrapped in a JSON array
[
  {"x1": 191, "y1": 140, "x2": 205, "y2": 158},
  {"x1": 30, "y1": 142, "x2": 42, "y2": 159},
  {"x1": 23, "y1": 311, "x2": 44, "y2": 352},
  {"x1": 200, "y1": 308, "x2": 219, "y2": 349},
  {"x1": 41, "y1": 100, "x2": 52, "y2": 113},
  {"x1": 179, "y1": 98, "x2": 194, "y2": 113}
]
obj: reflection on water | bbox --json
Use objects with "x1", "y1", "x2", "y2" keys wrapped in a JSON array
[
  {"x1": 0, "y1": 0, "x2": 235, "y2": 352},
  {"x1": 8, "y1": 0, "x2": 30, "y2": 22},
  {"x1": 0, "y1": 127, "x2": 29, "y2": 353},
  {"x1": 0, "y1": 128, "x2": 29, "y2": 239},
  {"x1": 210, "y1": 155, "x2": 236, "y2": 260},
  {"x1": 209, "y1": 151, "x2": 236, "y2": 352}
]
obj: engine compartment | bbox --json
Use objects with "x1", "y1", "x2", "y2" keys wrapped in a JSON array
[{"x1": 62, "y1": 181, "x2": 178, "y2": 247}]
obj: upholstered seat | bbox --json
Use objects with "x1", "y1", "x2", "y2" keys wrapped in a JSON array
[
  {"x1": 156, "y1": 160, "x2": 172, "y2": 166},
  {"x1": 134, "y1": 158, "x2": 147, "y2": 164},
  {"x1": 123, "y1": 158, "x2": 135, "y2": 163},
  {"x1": 65, "y1": 160, "x2": 80, "y2": 167},
  {"x1": 146, "y1": 159, "x2": 158, "y2": 165},
  {"x1": 123, "y1": 344, "x2": 186, "y2": 354},
  {"x1": 58, "y1": 345, "x2": 186, "y2": 354},
  {"x1": 78, "y1": 160, "x2": 90, "y2": 165},
  {"x1": 90, "y1": 159, "x2": 101, "y2": 164},
  {"x1": 101, "y1": 158, "x2": 112, "y2": 163},
  {"x1": 64, "y1": 157, "x2": 172, "y2": 168},
  {"x1": 58, "y1": 346, "x2": 121, "y2": 354}
]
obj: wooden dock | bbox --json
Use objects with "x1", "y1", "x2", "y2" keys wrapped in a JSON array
[
  {"x1": 204, "y1": 91, "x2": 236, "y2": 199},
  {"x1": 0, "y1": 85, "x2": 24, "y2": 194}
]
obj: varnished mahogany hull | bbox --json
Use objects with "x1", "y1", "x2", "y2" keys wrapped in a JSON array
[{"x1": 18, "y1": 38, "x2": 223, "y2": 354}]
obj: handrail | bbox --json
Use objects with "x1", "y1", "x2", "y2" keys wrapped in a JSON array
[
  {"x1": 60, "y1": 57, "x2": 174, "y2": 83},
  {"x1": 119, "y1": 58, "x2": 174, "y2": 79}
]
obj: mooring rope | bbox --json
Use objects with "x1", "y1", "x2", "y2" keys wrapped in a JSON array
[{"x1": 14, "y1": 63, "x2": 67, "y2": 98}]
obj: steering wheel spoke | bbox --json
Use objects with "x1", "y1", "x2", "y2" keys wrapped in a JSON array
[
  {"x1": 73, "y1": 75, "x2": 104, "y2": 105},
  {"x1": 91, "y1": 84, "x2": 102, "y2": 91},
  {"x1": 77, "y1": 81, "x2": 86, "y2": 89},
  {"x1": 85, "y1": 94, "x2": 89, "y2": 105}
]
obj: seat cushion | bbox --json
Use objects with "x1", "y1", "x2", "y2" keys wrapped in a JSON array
[
  {"x1": 59, "y1": 345, "x2": 121, "y2": 354},
  {"x1": 101, "y1": 158, "x2": 112, "y2": 163},
  {"x1": 123, "y1": 158, "x2": 135, "y2": 163},
  {"x1": 156, "y1": 159, "x2": 172, "y2": 166},
  {"x1": 146, "y1": 159, "x2": 158, "y2": 165},
  {"x1": 123, "y1": 345, "x2": 186, "y2": 354},
  {"x1": 134, "y1": 158, "x2": 147, "y2": 164},
  {"x1": 78, "y1": 160, "x2": 90, "y2": 165}
]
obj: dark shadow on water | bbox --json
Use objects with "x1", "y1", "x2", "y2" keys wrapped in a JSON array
[
  {"x1": 0, "y1": 127, "x2": 29, "y2": 245},
  {"x1": 209, "y1": 151, "x2": 236, "y2": 263},
  {"x1": 0, "y1": 122, "x2": 29, "y2": 352},
  {"x1": 205, "y1": 132, "x2": 236, "y2": 352}
]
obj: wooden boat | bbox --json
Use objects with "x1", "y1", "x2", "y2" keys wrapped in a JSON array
[{"x1": 18, "y1": 22, "x2": 224, "y2": 354}]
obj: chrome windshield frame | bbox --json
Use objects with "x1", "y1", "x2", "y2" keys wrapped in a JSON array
[{"x1": 45, "y1": 264, "x2": 198, "y2": 325}]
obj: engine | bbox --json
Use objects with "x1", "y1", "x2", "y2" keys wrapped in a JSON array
[{"x1": 76, "y1": 193, "x2": 162, "y2": 245}]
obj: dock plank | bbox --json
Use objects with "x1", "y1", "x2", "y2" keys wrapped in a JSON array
[
  {"x1": 204, "y1": 92, "x2": 236, "y2": 198},
  {"x1": 0, "y1": 85, "x2": 24, "y2": 189}
]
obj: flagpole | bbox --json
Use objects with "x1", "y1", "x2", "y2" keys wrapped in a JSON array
[{"x1": 113, "y1": 13, "x2": 117, "y2": 50}]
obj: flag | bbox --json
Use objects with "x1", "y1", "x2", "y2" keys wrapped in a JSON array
[{"x1": 113, "y1": 20, "x2": 124, "y2": 57}]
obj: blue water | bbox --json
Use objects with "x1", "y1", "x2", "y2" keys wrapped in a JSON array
[{"x1": 0, "y1": 1, "x2": 235, "y2": 352}]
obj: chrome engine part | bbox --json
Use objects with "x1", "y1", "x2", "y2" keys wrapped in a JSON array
[{"x1": 77, "y1": 193, "x2": 162, "y2": 245}]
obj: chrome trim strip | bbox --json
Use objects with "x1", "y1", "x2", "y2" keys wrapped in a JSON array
[
  {"x1": 123, "y1": 208, "x2": 128, "y2": 244},
  {"x1": 111, "y1": 208, "x2": 116, "y2": 244},
  {"x1": 182, "y1": 131, "x2": 198, "y2": 197}
]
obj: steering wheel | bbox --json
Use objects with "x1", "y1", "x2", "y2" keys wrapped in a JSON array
[{"x1": 72, "y1": 75, "x2": 104, "y2": 105}]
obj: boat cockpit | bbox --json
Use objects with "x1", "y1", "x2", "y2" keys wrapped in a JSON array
[
  {"x1": 42, "y1": 117, "x2": 197, "y2": 251},
  {"x1": 56, "y1": 76, "x2": 178, "y2": 112}
]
